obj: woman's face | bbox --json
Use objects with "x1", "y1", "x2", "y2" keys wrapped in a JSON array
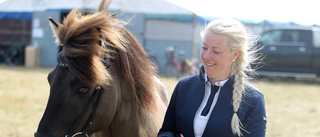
[{"x1": 201, "y1": 31, "x2": 239, "y2": 82}]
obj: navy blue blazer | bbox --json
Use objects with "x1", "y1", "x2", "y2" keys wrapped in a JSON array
[{"x1": 158, "y1": 67, "x2": 267, "y2": 137}]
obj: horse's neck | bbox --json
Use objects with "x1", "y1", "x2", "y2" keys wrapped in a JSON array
[
  {"x1": 97, "y1": 67, "x2": 165, "y2": 137},
  {"x1": 106, "y1": 68, "x2": 157, "y2": 136}
]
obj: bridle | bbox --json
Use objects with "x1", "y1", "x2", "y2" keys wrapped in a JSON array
[
  {"x1": 66, "y1": 86, "x2": 104, "y2": 137},
  {"x1": 35, "y1": 87, "x2": 104, "y2": 137},
  {"x1": 35, "y1": 54, "x2": 105, "y2": 137},
  {"x1": 35, "y1": 37, "x2": 110, "y2": 137}
]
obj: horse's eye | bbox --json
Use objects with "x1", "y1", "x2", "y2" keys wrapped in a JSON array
[{"x1": 78, "y1": 87, "x2": 89, "y2": 94}]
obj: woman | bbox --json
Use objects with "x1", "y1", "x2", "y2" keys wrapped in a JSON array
[{"x1": 158, "y1": 18, "x2": 266, "y2": 137}]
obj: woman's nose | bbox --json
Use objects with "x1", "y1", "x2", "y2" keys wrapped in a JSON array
[{"x1": 203, "y1": 51, "x2": 211, "y2": 60}]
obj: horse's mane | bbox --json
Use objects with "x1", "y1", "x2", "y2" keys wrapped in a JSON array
[{"x1": 54, "y1": 0, "x2": 158, "y2": 110}]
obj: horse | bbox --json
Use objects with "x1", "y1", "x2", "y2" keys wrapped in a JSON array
[{"x1": 34, "y1": 0, "x2": 168, "y2": 136}]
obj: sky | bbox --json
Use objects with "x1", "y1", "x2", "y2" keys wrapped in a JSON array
[
  {"x1": 166, "y1": 0, "x2": 319, "y2": 25},
  {"x1": 0, "y1": 0, "x2": 318, "y2": 25}
]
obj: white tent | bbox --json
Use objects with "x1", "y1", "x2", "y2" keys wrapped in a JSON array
[
  {"x1": 0, "y1": 0, "x2": 192, "y2": 14},
  {"x1": 0, "y1": 0, "x2": 198, "y2": 68}
]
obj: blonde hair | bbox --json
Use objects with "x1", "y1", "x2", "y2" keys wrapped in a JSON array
[{"x1": 201, "y1": 18, "x2": 259, "y2": 136}]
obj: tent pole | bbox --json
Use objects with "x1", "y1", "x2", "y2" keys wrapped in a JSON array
[{"x1": 191, "y1": 13, "x2": 196, "y2": 58}]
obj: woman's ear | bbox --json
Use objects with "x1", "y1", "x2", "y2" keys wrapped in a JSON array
[{"x1": 233, "y1": 49, "x2": 240, "y2": 60}]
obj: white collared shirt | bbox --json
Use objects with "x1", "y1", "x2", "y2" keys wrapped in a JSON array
[{"x1": 193, "y1": 73, "x2": 229, "y2": 137}]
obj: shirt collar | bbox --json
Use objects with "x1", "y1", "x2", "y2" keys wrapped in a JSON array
[{"x1": 204, "y1": 73, "x2": 229, "y2": 87}]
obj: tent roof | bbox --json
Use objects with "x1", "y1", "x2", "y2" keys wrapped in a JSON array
[
  {"x1": 0, "y1": 0, "x2": 193, "y2": 20},
  {"x1": 1, "y1": 0, "x2": 317, "y2": 28},
  {"x1": 0, "y1": 0, "x2": 193, "y2": 14}
]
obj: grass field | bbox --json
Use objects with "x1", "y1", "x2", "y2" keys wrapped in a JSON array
[{"x1": 1, "y1": 65, "x2": 320, "y2": 137}]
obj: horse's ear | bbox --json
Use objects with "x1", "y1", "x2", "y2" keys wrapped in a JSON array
[
  {"x1": 97, "y1": 0, "x2": 112, "y2": 12},
  {"x1": 48, "y1": 17, "x2": 61, "y2": 34},
  {"x1": 49, "y1": 17, "x2": 63, "y2": 44}
]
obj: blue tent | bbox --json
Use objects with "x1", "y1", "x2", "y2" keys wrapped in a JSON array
[{"x1": 0, "y1": 12, "x2": 32, "y2": 20}]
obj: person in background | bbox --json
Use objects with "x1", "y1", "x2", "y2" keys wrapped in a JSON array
[{"x1": 158, "y1": 18, "x2": 266, "y2": 137}]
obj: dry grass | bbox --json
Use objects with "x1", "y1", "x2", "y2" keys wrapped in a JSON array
[
  {"x1": 1, "y1": 65, "x2": 320, "y2": 136},
  {"x1": 252, "y1": 79, "x2": 320, "y2": 137},
  {"x1": 0, "y1": 65, "x2": 52, "y2": 137}
]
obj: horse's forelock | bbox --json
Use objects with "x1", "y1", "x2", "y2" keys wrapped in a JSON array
[
  {"x1": 58, "y1": 9, "x2": 124, "y2": 57},
  {"x1": 56, "y1": 9, "x2": 115, "y2": 86},
  {"x1": 56, "y1": 6, "x2": 159, "y2": 111},
  {"x1": 62, "y1": 55, "x2": 108, "y2": 86}
]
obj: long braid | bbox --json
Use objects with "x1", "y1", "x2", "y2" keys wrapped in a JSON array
[
  {"x1": 229, "y1": 23, "x2": 250, "y2": 136},
  {"x1": 231, "y1": 57, "x2": 246, "y2": 136}
]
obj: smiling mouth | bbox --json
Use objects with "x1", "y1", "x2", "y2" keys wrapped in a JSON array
[{"x1": 205, "y1": 63, "x2": 216, "y2": 67}]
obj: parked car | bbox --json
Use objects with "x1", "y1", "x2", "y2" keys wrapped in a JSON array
[{"x1": 255, "y1": 27, "x2": 320, "y2": 78}]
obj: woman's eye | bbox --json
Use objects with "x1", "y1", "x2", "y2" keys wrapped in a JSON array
[
  {"x1": 78, "y1": 87, "x2": 89, "y2": 94},
  {"x1": 201, "y1": 47, "x2": 208, "y2": 50}
]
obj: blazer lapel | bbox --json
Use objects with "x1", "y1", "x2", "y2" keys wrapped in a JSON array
[
  {"x1": 202, "y1": 76, "x2": 235, "y2": 136},
  {"x1": 183, "y1": 77, "x2": 205, "y2": 136}
]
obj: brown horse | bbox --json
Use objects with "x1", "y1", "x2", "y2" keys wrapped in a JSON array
[{"x1": 34, "y1": 0, "x2": 168, "y2": 137}]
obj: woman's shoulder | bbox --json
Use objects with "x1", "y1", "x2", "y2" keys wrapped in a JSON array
[
  {"x1": 240, "y1": 83, "x2": 266, "y2": 117},
  {"x1": 175, "y1": 74, "x2": 203, "y2": 91},
  {"x1": 179, "y1": 74, "x2": 200, "y2": 84},
  {"x1": 243, "y1": 82, "x2": 265, "y2": 101}
]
